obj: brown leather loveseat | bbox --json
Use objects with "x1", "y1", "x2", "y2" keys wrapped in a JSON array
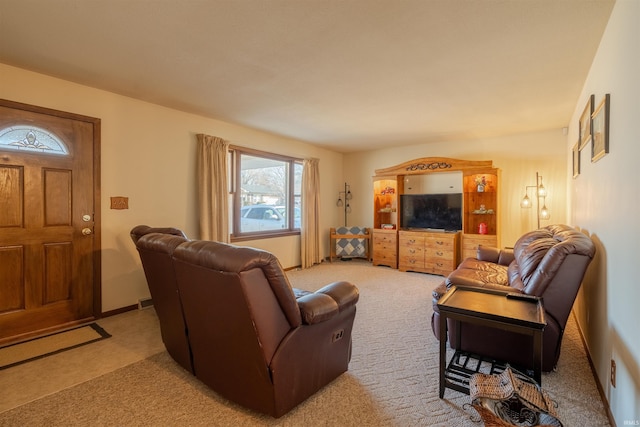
[
  {"x1": 432, "y1": 224, "x2": 595, "y2": 372},
  {"x1": 131, "y1": 226, "x2": 359, "y2": 418}
]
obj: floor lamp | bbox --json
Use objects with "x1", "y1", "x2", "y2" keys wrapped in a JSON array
[
  {"x1": 336, "y1": 182, "x2": 352, "y2": 227},
  {"x1": 520, "y1": 172, "x2": 550, "y2": 229}
]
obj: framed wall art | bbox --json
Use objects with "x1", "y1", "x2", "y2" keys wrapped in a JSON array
[
  {"x1": 591, "y1": 94, "x2": 610, "y2": 163},
  {"x1": 572, "y1": 141, "x2": 580, "y2": 178},
  {"x1": 579, "y1": 94, "x2": 594, "y2": 150}
]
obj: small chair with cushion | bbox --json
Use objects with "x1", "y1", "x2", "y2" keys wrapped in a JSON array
[{"x1": 330, "y1": 226, "x2": 371, "y2": 262}]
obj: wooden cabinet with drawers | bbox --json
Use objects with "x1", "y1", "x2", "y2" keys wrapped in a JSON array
[
  {"x1": 372, "y1": 229, "x2": 397, "y2": 268},
  {"x1": 461, "y1": 233, "x2": 498, "y2": 261},
  {"x1": 398, "y1": 230, "x2": 460, "y2": 276}
]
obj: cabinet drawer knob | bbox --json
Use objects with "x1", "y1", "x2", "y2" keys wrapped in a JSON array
[
  {"x1": 436, "y1": 251, "x2": 443, "y2": 256},
  {"x1": 436, "y1": 241, "x2": 444, "y2": 245}
]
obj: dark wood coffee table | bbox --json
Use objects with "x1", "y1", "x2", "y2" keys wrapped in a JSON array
[{"x1": 437, "y1": 285, "x2": 546, "y2": 398}]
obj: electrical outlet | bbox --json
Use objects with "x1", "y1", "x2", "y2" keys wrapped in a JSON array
[
  {"x1": 332, "y1": 329, "x2": 344, "y2": 342},
  {"x1": 610, "y1": 359, "x2": 616, "y2": 388}
]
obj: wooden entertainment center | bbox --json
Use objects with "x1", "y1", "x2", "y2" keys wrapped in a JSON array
[{"x1": 372, "y1": 157, "x2": 500, "y2": 276}]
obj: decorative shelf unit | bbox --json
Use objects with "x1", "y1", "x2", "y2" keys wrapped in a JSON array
[
  {"x1": 372, "y1": 158, "x2": 500, "y2": 271},
  {"x1": 462, "y1": 169, "x2": 500, "y2": 259},
  {"x1": 372, "y1": 177, "x2": 398, "y2": 230},
  {"x1": 371, "y1": 176, "x2": 399, "y2": 268}
]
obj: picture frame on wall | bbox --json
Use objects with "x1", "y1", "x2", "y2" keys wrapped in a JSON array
[
  {"x1": 591, "y1": 94, "x2": 610, "y2": 163},
  {"x1": 572, "y1": 141, "x2": 580, "y2": 178},
  {"x1": 579, "y1": 94, "x2": 594, "y2": 150}
]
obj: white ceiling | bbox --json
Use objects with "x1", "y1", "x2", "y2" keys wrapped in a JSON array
[{"x1": 0, "y1": 0, "x2": 614, "y2": 153}]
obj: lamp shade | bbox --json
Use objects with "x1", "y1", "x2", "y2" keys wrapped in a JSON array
[
  {"x1": 537, "y1": 184, "x2": 547, "y2": 197},
  {"x1": 540, "y1": 204, "x2": 550, "y2": 220}
]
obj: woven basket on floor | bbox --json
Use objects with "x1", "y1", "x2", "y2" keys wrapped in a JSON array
[{"x1": 469, "y1": 365, "x2": 563, "y2": 427}]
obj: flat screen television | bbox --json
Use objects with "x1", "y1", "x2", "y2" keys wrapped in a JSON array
[{"x1": 400, "y1": 193, "x2": 462, "y2": 232}]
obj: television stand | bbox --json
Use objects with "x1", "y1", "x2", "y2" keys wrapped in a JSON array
[
  {"x1": 398, "y1": 230, "x2": 460, "y2": 276},
  {"x1": 406, "y1": 227, "x2": 446, "y2": 233}
]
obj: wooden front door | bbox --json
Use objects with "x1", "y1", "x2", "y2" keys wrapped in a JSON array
[{"x1": 0, "y1": 99, "x2": 100, "y2": 344}]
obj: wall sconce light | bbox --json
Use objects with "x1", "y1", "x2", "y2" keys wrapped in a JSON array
[
  {"x1": 336, "y1": 182, "x2": 352, "y2": 226},
  {"x1": 520, "y1": 172, "x2": 550, "y2": 229}
]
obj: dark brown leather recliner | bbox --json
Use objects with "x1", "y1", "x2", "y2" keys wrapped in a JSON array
[
  {"x1": 172, "y1": 239, "x2": 359, "y2": 417},
  {"x1": 130, "y1": 225, "x2": 194, "y2": 374},
  {"x1": 132, "y1": 229, "x2": 359, "y2": 418},
  {"x1": 432, "y1": 224, "x2": 595, "y2": 372}
]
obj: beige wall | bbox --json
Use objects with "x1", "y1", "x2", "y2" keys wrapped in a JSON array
[
  {"x1": 0, "y1": 63, "x2": 344, "y2": 311},
  {"x1": 343, "y1": 128, "x2": 568, "y2": 248},
  {"x1": 0, "y1": 62, "x2": 568, "y2": 311},
  {"x1": 567, "y1": 0, "x2": 640, "y2": 423},
  {"x1": 4, "y1": 7, "x2": 638, "y2": 419}
]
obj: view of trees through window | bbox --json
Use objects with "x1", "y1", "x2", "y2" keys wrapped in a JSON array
[{"x1": 231, "y1": 149, "x2": 302, "y2": 237}]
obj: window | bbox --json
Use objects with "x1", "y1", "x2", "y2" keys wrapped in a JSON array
[
  {"x1": 0, "y1": 125, "x2": 69, "y2": 155},
  {"x1": 230, "y1": 146, "x2": 302, "y2": 240}
]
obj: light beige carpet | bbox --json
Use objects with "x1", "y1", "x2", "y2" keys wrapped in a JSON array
[
  {"x1": 0, "y1": 323, "x2": 110, "y2": 370},
  {"x1": 0, "y1": 261, "x2": 610, "y2": 426}
]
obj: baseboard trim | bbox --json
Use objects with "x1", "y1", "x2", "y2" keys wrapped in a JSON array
[
  {"x1": 101, "y1": 304, "x2": 138, "y2": 318},
  {"x1": 571, "y1": 310, "x2": 616, "y2": 427}
]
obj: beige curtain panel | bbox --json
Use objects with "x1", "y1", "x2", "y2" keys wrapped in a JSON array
[
  {"x1": 196, "y1": 134, "x2": 230, "y2": 242},
  {"x1": 301, "y1": 158, "x2": 321, "y2": 268}
]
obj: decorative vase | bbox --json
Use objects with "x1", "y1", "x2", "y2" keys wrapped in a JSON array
[
  {"x1": 478, "y1": 222, "x2": 487, "y2": 234},
  {"x1": 477, "y1": 184, "x2": 485, "y2": 192}
]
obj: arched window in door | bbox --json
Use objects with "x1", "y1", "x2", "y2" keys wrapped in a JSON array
[{"x1": 0, "y1": 125, "x2": 69, "y2": 155}]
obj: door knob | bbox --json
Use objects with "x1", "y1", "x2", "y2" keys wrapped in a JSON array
[{"x1": 82, "y1": 228, "x2": 93, "y2": 235}]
